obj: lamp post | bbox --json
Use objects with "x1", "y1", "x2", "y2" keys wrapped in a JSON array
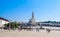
[
  {"x1": 9, "y1": 20, "x2": 11, "y2": 31},
  {"x1": 9, "y1": 23, "x2": 11, "y2": 31},
  {"x1": 40, "y1": 23, "x2": 42, "y2": 29}
]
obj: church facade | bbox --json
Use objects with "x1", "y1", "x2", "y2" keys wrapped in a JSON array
[
  {"x1": 20, "y1": 11, "x2": 41, "y2": 30},
  {"x1": 0, "y1": 17, "x2": 10, "y2": 27}
]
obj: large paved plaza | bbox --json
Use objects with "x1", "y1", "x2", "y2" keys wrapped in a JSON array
[{"x1": 0, "y1": 29, "x2": 60, "y2": 37}]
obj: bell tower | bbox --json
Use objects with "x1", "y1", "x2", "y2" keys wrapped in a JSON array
[
  {"x1": 32, "y1": 11, "x2": 34, "y2": 19},
  {"x1": 29, "y1": 11, "x2": 36, "y2": 25}
]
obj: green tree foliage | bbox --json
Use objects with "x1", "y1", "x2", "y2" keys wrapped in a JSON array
[{"x1": 4, "y1": 22, "x2": 19, "y2": 29}]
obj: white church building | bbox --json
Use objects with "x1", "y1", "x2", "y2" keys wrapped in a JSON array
[{"x1": 0, "y1": 17, "x2": 10, "y2": 27}]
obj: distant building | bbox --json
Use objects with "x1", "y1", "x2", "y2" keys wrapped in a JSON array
[
  {"x1": 0, "y1": 17, "x2": 10, "y2": 27},
  {"x1": 19, "y1": 11, "x2": 40, "y2": 30},
  {"x1": 29, "y1": 11, "x2": 37, "y2": 25}
]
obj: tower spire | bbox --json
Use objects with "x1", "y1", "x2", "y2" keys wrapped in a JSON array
[
  {"x1": 32, "y1": 11, "x2": 34, "y2": 19},
  {"x1": 29, "y1": 11, "x2": 36, "y2": 25}
]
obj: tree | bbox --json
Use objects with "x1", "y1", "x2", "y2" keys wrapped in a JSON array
[{"x1": 4, "y1": 22, "x2": 19, "y2": 29}]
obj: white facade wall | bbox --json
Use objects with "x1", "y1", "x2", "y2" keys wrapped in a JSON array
[
  {"x1": 40, "y1": 23, "x2": 60, "y2": 25},
  {"x1": 40, "y1": 23, "x2": 60, "y2": 30},
  {"x1": 31, "y1": 26, "x2": 40, "y2": 28},
  {"x1": 0, "y1": 20, "x2": 9, "y2": 27},
  {"x1": 43, "y1": 26, "x2": 60, "y2": 30}
]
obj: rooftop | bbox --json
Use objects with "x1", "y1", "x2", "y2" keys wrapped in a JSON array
[{"x1": 0, "y1": 17, "x2": 9, "y2": 22}]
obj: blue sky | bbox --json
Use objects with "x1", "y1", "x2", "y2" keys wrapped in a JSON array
[{"x1": 0, "y1": 0, "x2": 60, "y2": 22}]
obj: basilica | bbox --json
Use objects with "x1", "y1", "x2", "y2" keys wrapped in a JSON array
[
  {"x1": 19, "y1": 11, "x2": 41, "y2": 30},
  {"x1": 29, "y1": 11, "x2": 37, "y2": 26}
]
